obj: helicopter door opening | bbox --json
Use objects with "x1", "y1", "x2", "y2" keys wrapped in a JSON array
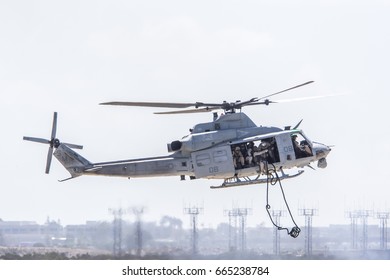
[
  {"x1": 231, "y1": 137, "x2": 280, "y2": 170},
  {"x1": 191, "y1": 145, "x2": 235, "y2": 179}
]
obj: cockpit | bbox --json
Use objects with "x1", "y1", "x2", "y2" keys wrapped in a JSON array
[{"x1": 290, "y1": 131, "x2": 313, "y2": 159}]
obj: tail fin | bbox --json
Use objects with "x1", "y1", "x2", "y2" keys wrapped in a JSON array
[{"x1": 53, "y1": 144, "x2": 92, "y2": 179}]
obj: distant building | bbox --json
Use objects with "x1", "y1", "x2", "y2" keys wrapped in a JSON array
[{"x1": 0, "y1": 220, "x2": 43, "y2": 246}]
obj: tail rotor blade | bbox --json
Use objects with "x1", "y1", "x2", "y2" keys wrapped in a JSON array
[
  {"x1": 51, "y1": 112, "x2": 58, "y2": 140},
  {"x1": 23, "y1": 137, "x2": 50, "y2": 145},
  {"x1": 63, "y1": 143, "x2": 83, "y2": 149},
  {"x1": 23, "y1": 112, "x2": 84, "y2": 175},
  {"x1": 45, "y1": 147, "x2": 54, "y2": 174}
]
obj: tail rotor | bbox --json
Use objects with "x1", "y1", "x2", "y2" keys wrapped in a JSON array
[{"x1": 23, "y1": 112, "x2": 83, "y2": 174}]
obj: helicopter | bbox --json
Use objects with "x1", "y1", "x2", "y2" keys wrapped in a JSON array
[{"x1": 23, "y1": 81, "x2": 331, "y2": 188}]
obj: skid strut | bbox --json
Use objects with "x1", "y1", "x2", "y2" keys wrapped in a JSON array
[{"x1": 210, "y1": 170, "x2": 304, "y2": 189}]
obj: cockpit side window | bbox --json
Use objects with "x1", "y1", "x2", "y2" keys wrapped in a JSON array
[{"x1": 291, "y1": 132, "x2": 313, "y2": 158}]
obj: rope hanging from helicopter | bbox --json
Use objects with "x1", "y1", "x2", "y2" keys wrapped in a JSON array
[{"x1": 263, "y1": 161, "x2": 301, "y2": 238}]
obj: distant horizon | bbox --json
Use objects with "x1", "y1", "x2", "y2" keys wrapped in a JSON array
[{"x1": 1, "y1": 214, "x2": 387, "y2": 229}]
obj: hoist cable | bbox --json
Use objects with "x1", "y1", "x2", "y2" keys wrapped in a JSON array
[{"x1": 264, "y1": 161, "x2": 301, "y2": 238}]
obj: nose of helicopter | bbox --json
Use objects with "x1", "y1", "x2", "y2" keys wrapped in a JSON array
[
  {"x1": 312, "y1": 142, "x2": 332, "y2": 168},
  {"x1": 313, "y1": 142, "x2": 331, "y2": 158}
]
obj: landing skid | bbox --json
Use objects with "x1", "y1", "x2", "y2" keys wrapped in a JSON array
[{"x1": 210, "y1": 170, "x2": 304, "y2": 189}]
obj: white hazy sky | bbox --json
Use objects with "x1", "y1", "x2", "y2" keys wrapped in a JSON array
[{"x1": 1, "y1": 0, "x2": 389, "y2": 229}]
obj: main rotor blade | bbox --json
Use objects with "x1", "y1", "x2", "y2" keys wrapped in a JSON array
[
  {"x1": 243, "y1": 100, "x2": 278, "y2": 106},
  {"x1": 246, "y1": 94, "x2": 339, "y2": 108},
  {"x1": 51, "y1": 112, "x2": 58, "y2": 140},
  {"x1": 100, "y1": 101, "x2": 198, "y2": 109},
  {"x1": 154, "y1": 107, "x2": 220, "y2": 114},
  {"x1": 276, "y1": 94, "x2": 342, "y2": 103},
  {"x1": 45, "y1": 146, "x2": 54, "y2": 174},
  {"x1": 23, "y1": 136, "x2": 50, "y2": 145},
  {"x1": 234, "y1": 98, "x2": 260, "y2": 108},
  {"x1": 100, "y1": 81, "x2": 314, "y2": 112},
  {"x1": 258, "y1": 81, "x2": 314, "y2": 100}
]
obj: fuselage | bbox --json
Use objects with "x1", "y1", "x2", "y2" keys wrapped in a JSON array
[{"x1": 54, "y1": 112, "x2": 331, "y2": 181}]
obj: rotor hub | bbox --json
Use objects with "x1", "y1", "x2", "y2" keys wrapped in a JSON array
[
  {"x1": 49, "y1": 138, "x2": 61, "y2": 148},
  {"x1": 53, "y1": 138, "x2": 61, "y2": 148}
]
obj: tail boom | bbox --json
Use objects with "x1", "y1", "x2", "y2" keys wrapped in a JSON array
[
  {"x1": 53, "y1": 144, "x2": 92, "y2": 178},
  {"x1": 54, "y1": 144, "x2": 193, "y2": 180}
]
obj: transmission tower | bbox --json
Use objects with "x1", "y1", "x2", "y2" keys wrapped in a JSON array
[
  {"x1": 357, "y1": 210, "x2": 373, "y2": 253},
  {"x1": 346, "y1": 209, "x2": 373, "y2": 252},
  {"x1": 271, "y1": 210, "x2": 285, "y2": 255},
  {"x1": 236, "y1": 208, "x2": 252, "y2": 252},
  {"x1": 298, "y1": 208, "x2": 318, "y2": 256},
  {"x1": 224, "y1": 209, "x2": 239, "y2": 252},
  {"x1": 108, "y1": 207, "x2": 126, "y2": 257},
  {"x1": 132, "y1": 207, "x2": 145, "y2": 257},
  {"x1": 346, "y1": 211, "x2": 359, "y2": 250},
  {"x1": 184, "y1": 205, "x2": 204, "y2": 255},
  {"x1": 376, "y1": 212, "x2": 389, "y2": 250},
  {"x1": 224, "y1": 207, "x2": 252, "y2": 253}
]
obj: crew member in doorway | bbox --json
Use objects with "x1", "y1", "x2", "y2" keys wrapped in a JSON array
[
  {"x1": 232, "y1": 146, "x2": 245, "y2": 169},
  {"x1": 254, "y1": 141, "x2": 269, "y2": 174},
  {"x1": 245, "y1": 142, "x2": 255, "y2": 166},
  {"x1": 292, "y1": 134, "x2": 304, "y2": 158}
]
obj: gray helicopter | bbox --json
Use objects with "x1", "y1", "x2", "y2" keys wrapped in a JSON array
[{"x1": 24, "y1": 81, "x2": 331, "y2": 188}]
